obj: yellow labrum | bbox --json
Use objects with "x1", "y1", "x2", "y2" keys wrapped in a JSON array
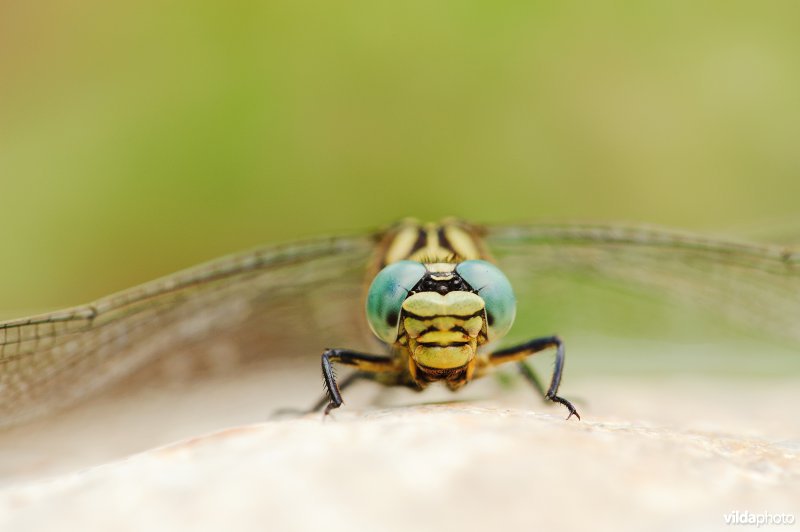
[
  {"x1": 401, "y1": 291, "x2": 486, "y2": 369},
  {"x1": 413, "y1": 342, "x2": 477, "y2": 369}
]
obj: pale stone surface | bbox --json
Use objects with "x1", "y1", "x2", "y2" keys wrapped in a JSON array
[{"x1": 1, "y1": 395, "x2": 798, "y2": 532}]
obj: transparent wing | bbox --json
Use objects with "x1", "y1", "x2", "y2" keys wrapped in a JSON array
[
  {"x1": 486, "y1": 223, "x2": 800, "y2": 346},
  {"x1": 5, "y1": 222, "x2": 798, "y2": 427},
  {"x1": 0, "y1": 234, "x2": 377, "y2": 427}
]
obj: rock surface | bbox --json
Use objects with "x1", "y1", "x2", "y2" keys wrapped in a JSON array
[{"x1": 1, "y1": 381, "x2": 799, "y2": 532}]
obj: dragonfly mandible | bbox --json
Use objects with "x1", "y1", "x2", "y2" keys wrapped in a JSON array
[{"x1": 0, "y1": 219, "x2": 798, "y2": 428}]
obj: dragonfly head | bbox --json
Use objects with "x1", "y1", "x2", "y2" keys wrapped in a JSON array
[{"x1": 366, "y1": 260, "x2": 517, "y2": 373}]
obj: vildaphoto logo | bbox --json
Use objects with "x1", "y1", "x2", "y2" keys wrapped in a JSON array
[{"x1": 724, "y1": 511, "x2": 796, "y2": 527}]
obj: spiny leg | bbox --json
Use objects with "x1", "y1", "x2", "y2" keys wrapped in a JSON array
[
  {"x1": 489, "y1": 335, "x2": 580, "y2": 420},
  {"x1": 321, "y1": 348, "x2": 399, "y2": 415},
  {"x1": 274, "y1": 371, "x2": 390, "y2": 419},
  {"x1": 310, "y1": 371, "x2": 372, "y2": 413}
]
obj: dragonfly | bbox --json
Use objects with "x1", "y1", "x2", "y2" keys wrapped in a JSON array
[{"x1": 0, "y1": 219, "x2": 798, "y2": 428}]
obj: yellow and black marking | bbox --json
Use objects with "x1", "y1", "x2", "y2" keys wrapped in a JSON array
[
  {"x1": 320, "y1": 218, "x2": 579, "y2": 420},
  {"x1": 370, "y1": 218, "x2": 491, "y2": 276},
  {"x1": 399, "y1": 291, "x2": 487, "y2": 380}
]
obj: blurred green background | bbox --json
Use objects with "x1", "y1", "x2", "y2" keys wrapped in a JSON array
[{"x1": 1, "y1": 1, "x2": 800, "y2": 317}]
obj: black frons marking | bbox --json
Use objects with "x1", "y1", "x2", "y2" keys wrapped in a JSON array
[
  {"x1": 417, "y1": 325, "x2": 470, "y2": 336},
  {"x1": 402, "y1": 308, "x2": 485, "y2": 321}
]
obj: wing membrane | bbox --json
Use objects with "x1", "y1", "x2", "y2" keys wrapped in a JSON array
[
  {"x1": 486, "y1": 223, "x2": 800, "y2": 345},
  {"x1": 0, "y1": 234, "x2": 377, "y2": 427},
  {"x1": 3, "y1": 222, "x2": 798, "y2": 427}
]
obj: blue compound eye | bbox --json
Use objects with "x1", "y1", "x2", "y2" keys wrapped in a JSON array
[
  {"x1": 456, "y1": 260, "x2": 516, "y2": 341},
  {"x1": 366, "y1": 261, "x2": 427, "y2": 343}
]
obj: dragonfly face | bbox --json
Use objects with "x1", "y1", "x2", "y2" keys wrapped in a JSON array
[
  {"x1": 366, "y1": 258, "x2": 517, "y2": 378},
  {"x1": 400, "y1": 288, "x2": 487, "y2": 372},
  {"x1": 370, "y1": 260, "x2": 490, "y2": 376}
]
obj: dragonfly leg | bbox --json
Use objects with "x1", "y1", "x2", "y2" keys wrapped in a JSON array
[
  {"x1": 489, "y1": 336, "x2": 580, "y2": 420},
  {"x1": 321, "y1": 348, "x2": 398, "y2": 415},
  {"x1": 309, "y1": 371, "x2": 372, "y2": 413}
]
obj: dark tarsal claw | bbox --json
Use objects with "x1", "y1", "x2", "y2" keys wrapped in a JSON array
[
  {"x1": 323, "y1": 401, "x2": 341, "y2": 416},
  {"x1": 548, "y1": 394, "x2": 581, "y2": 421}
]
